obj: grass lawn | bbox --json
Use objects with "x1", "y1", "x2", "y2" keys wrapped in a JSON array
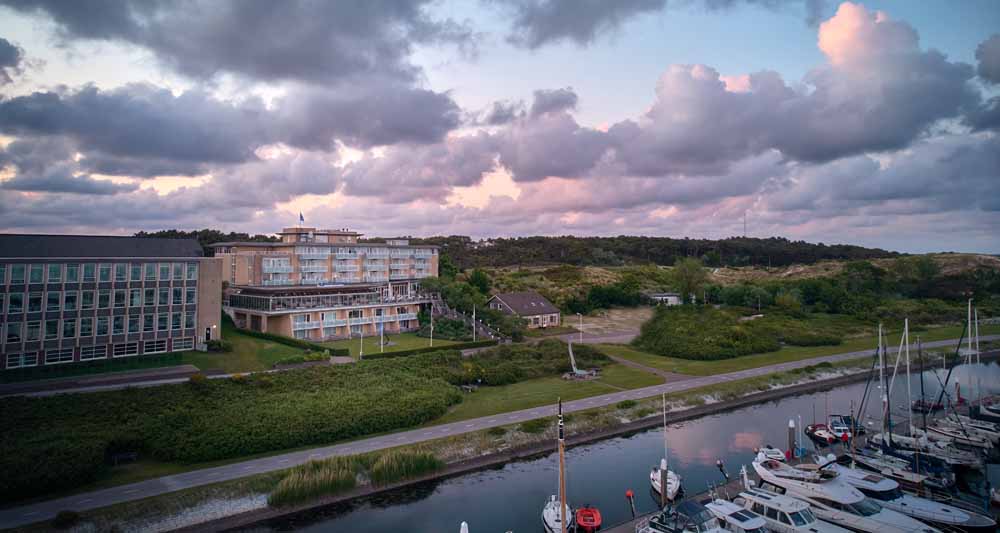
[
  {"x1": 525, "y1": 325, "x2": 578, "y2": 338},
  {"x1": 432, "y1": 363, "x2": 663, "y2": 424},
  {"x1": 599, "y1": 323, "x2": 1000, "y2": 376},
  {"x1": 181, "y1": 322, "x2": 304, "y2": 374},
  {"x1": 320, "y1": 332, "x2": 461, "y2": 358}
]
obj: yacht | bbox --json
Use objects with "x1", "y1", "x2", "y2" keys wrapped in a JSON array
[
  {"x1": 756, "y1": 445, "x2": 787, "y2": 462},
  {"x1": 818, "y1": 455, "x2": 996, "y2": 532},
  {"x1": 826, "y1": 417, "x2": 852, "y2": 441},
  {"x1": 870, "y1": 432, "x2": 982, "y2": 468},
  {"x1": 733, "y1": 467, "x2": 849, "y2": 533},
  {"x1": 847, "y1": 449, "x2": 955, "y2": 494},
  {"x1": 805, "y1": 424, "x2": 837, "y2": 446},
  {"x1": 751, "y1": 453, "x2": 940, "y2": 533},
  {"x1": 652, "y1": 393, "x2": 682, "y2": 502},
  {"x1": 637, "y1": 500, "x2": 727, "y2": 533},
  {"x1": 703, "y1": 498, "x2": 771, "y2": 533}
]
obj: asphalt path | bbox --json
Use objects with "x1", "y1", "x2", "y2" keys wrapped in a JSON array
[{"x1": 1, "y1": 334, "x2": 996, "y2": 529}]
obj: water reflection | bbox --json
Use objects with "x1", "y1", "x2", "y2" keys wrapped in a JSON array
[{"x1": 240, "y1": 362, "x2": 1000, "y2": 533}]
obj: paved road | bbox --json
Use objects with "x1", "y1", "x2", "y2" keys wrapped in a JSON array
[{"x1": 1, "y1": 335, "x2": 995, "y2": 529}]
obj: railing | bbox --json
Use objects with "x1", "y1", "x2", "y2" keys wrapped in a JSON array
[
  {"x1": 365, "y1": 263, "x2": 387, "y2": 271},
  {"x1": 414, "y1": 251, "x2": 434, "y2": 257},
  {"x1": 389, "y1": 273, "x2": 410, "y2": 280},
  {"x1": 322, "y1": 318, "x2": 349, "y2": 327},
  {"x1": 390, "y1": 261, "x2": 409, "y2": 267},
  {"x1": 335, "y1": 253, "x2": 357, "y2": 259},
  {"x1": 335, "y1": 264, "x2": 359, "y2": 272},
  {"x1": 366, "y1": 252, "x2": 390, "y2": 259},
  {"x1": 262, "y1": 279, "x2": 292, "y2": 286},
  {"x1": 364, "y1": 275, "x2": 389, "y2": 282},
  {"x1": 390, "y1": 250, "x2": 413, "y2": 258},
  {"x1": 262, "y1": 265, "x2": 293, "y2": 273},
  {"x1": 299, "y1": 265, "x2": 328, "y2": 273},
  {"x1": 337, "y1": 276, "x2": 362, "y2": 283},
  {"x1": 292, "y1": 320, "x2": 322, "y2": 330},
  {"x1": 297, "y1": 253, "x2": 329, "y2": 260}
]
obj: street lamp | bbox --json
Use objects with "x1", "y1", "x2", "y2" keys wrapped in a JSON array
[{"x1": 576, "y1": 313, "x2": 583, "y2": 343}]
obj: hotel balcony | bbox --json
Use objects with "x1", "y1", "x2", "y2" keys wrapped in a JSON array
[
  {"x1": 365, "y1": 263, "x2": 387, "y2": 271},
  {"x1": 366, "y1": 252, "x2": 390, "y2": 259},
  {"x1": 334, "y1": 252, "x2": 357, "y2": 259},
  {"x1": 298, "y1": 253, "x2": 329, "y2": 260},
  {"x1": 414, "y1": 251, "x2": 433, "y2": 257},
  {"x1": 414, "y1": 271, "x2": 431, "y2": 279},
  {"x1": 335, "y1": 264, "x2": 359, "y2": 272},
  {"x1": 299, "y1": 265, "x2": 328, "y2": 273},
  {"x1": 292, "y1": 320, "x2": 322, "y2": 330},
  {"x1": 389, "y1": 273, "x2": 411, "y2": 281},
  {"x1": 337, "y1": 276, "x2": 362, "y2": 283},
  {"x1": 322, "y1": 318, "x2": 349, "y2": 327},
  {"x1": 364, "y1": 274, "x2": 389, "y2": 283},
  {"x1": 390, "y1": 250, "x2": 413, "y2": 258},
  {"x1": 262, "y1": 265, "x2": 293, "y2": 273},
  {"x1": 262, "y1": 278, "x2": 292, "y2": 286}
]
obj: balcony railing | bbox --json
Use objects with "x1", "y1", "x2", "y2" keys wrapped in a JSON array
[
  {"x1": 300, "y1": 265, "x2": 328, "y2": 273},
  {"x1": 322, "y1": 318, "x2": 349, "y2": 327},
  {"x1": 292, "y1": 320, "x2": 322, "y2": 330},
  {"x1": 262, "y1": 265, "x2": 293, "y2": 273},
  {"x1": 414, "y1": 251, "x2": 433, "y2": 257},
  {"x1": 338, "y1": 276, "x2": 362, "y2": 283},
  {"x1": 414, "y1": 272, "x2": 431, "y2": 279},
  {"x1": 390, "y1": 250, "x2": 413, "y2": 258},
  {"x1": 262, "y1": 278, "x2": 292, "y2": 286},
  {"x1": 334, "y1": 252, "x2": 357, "y2": 259},
  {"x1": 389, "y1": 273, "x2": 410, "y2": 280},
  {"x1": 365, "y1": 263, "x2": 387, "y2": 271},
  {"x1": 335, "y1": 264, "x2": 359, "y2": 272},
  {"x1": 364, "y1": 275, "x2": 389, "y2": 283},
  {"x1": 366, "y1": 252, "x2": 390, "y2": 259},
  {"x1": 298, "y1": 253, "x2": 329, "y2": 260}
]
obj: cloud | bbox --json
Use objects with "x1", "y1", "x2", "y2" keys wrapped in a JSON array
[
  {"x1": 0, "y1": 137, "x2": 138, "y2": 195},
  {"x1": 1, "y1": 0, "x2": 476, "y2": 85},
  {"x1": 1, "y1": 169, "x2": 137, "y2": 195},
  {"x1": 497, "y1": 111, "x2": 611, "y2": 181},
  {"x1": 529, "y1": 87, "x2": 578, "y2": 116},
  {"x1": 492, "y1": 0, "x2": 666, "y2": 49},
  {"x1": 975, "y1": 34, "x2": 1000, "y2": 84},
  {"x1": 482, "y1": 100, "x2": 526, "y2": 125},
  {"x1": 0, "y1": 36, "x2": 23, "y2": 84}
]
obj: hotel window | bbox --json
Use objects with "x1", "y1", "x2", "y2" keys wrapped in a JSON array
[
  {"x1": 113, "y1": 316, "x2": 125, "y2": 335},
  {"x1": 114, "y1": 342, "x2": 139, "y2": 357},
  {"x1": 172, "y1": 287, "x2": 182, "y2": 305},
  {"x1": 81, "y1": 290, "x2": 95, "y2": 310},
  {"x1": 64, "y1": 291, "x2": 78, "y2": 311},
  {"x1": 99, "y1": 264, "x2": 111, "y2": 282},
  {"x1": 157, "y1": 314, "x2": 168, "y2": 331},
  {"x1": 47, "y1": 263, "x2": 62, "y2": 283},
  {"x1": 158, "y1": 287, "x2": 169, "y2": 306},
  {"x1": 45, "y1": 319, "x2": 59, "y2": 340},
  {"x1": 82, "y1": 263, "x2": 96, "y2": 282},
  {"x1": 29, "y1": 264, "x2": 43, "y2": 284},
  {"x1": 25, "y1": 321, "x2": 40, "y2": 342},
  {"x1": 130, "y1": 263, "x2": 142, "y2": 281},
  {"x1": 114, "y1": 289, "x2": 126, "y2": 308},
  {"x1": 5, "y1": 322, "x2": 22, "y2": 343},
  {"x1": 6, "y1": 352, "x2": 38, "y2": 369},
  {"x1": 159, "y1": 263, "x2": 170, "y2": 280},
  {"x1": 185, "y1": 287, "x2": 197, "y2": 305},
  {"x1": 173, "y1": 338, "x2": 194, "y2": 351},
  {"x1": 145, "y1": 263, "x2": 157, "y2": 281},
  {"x1": 184, "y1": 311, "x2": 195, "y2": 329},
  {"x1": 173, "y1": 263, "x2": 183, "y2": 280},
  {"x1": 97, "y1": 316, "x2": 109, "y2": 336},
  {"x1": 144, "y1": 288, "x2": 155, "y2": 306},
  {"x1": 28, "y1": 292, "x2": 42, "y2": 312},
  {"x1": 144, "y1": 339, "x2": 167, "y2": 354},
  {"x1": 46, "y1": 292, "x2": 61, "y2": 312},
  {"x1": 98, "y1": 289, "x2": 111, "y2": 308},
  {"x1": 0, "y1": 293, "x2": 4, "y2": 313},
  {"x1": 45, "y1": 347, "x2": 74, "y2": 364},
  {"x1": 8, "y1": 292, "x2": 23, "y2": 313},
  {"x1": 130, "y1": 288, "x2": 142, "y2": 307},
  {"x1": 128, "y1": 315, "x2": 140, "y2": 334},
  {"x1": 0, "y1": 263, "x2": 5, "y2": 284},
  {"x1": 80, "y1": 317, "x2": 94, "y2": 336},
  {"x1": 171, "y1": 312, "x2": 181, "y2": 330},
  {"x1": 186, "y1": 262, "x2": 198, "y2": 280},
  {"x1": 80, "y1": 345, "x2": 106, "y2": 360},
  {"x1": 143, "y1": 314, "x2": 154, "y2": 332},
  {"x1": 65, "y1": 264, "x2": 79, "y2": 283},
  {"x1": 80, "y1": 345, "x2": 107, "y2": 360},
  {"x1": 10, "y1": 264, "x2": 25, "y2": 284},
  {"x1": 62, "y1": 318, "x2": 76, "y2": 338},
  {"x1": 115, "y1": 263, "x2": 127, "y2": 282}
]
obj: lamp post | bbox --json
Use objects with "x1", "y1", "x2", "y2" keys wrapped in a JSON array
[{"x1": 576, "y1": 313, "x2": 583, "y2": 343}]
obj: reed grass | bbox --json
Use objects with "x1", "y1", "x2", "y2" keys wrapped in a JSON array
[{"x1": 369, "y1": 450, "x2": 443, "y2": 486}]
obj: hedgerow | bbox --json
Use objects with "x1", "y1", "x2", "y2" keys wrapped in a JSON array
[{"x1": 0, "y1": 339, "x2": 606, "y2": 501}]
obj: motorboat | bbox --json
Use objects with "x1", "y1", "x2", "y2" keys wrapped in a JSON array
[
  {"x1": 805, "y1": 424, "x2": 837, "y2": 446},
  {"x1": 575, "y1": 504, "x2": 602, "y2": 532},
  {"x1": 870, "y1": 432, "x2": 983, "y2": 468},
  {"x1": 818, "y1": 455, "x2": 996, "y2": 532},
  {"x1": 847, "y1": 449, "x2": 956, "y2": 495},
  {"x1": 702, "y1": 498, "x2": 770, "y2": 533},
  {"x1": 651, "y1": 393, "x2": 682, "y2": 502},
  {"x1": 912, "y1": 399, "x2": 944, "y2": 413},
  {"x1": 733, "y1": 467, "x2": 850, "y2": 533},
  {"x1": 542, "y1": 400, "x2": 574, "y2": 533},
  {"x1": 636, "y1": 500, "x2": 727, "y2": 533},
  {"x1": 751, "y1": 453, "x2": 940, "y2": 533},
  {"x1": 830, "y1": 414, "x2": 864, "y2": 435},
  {"x1": 826, "y1": 417, "x2": 852, "y2": 442},
  {"x1": 755, "y1": 445, "x2": 787, "y2": 462}
]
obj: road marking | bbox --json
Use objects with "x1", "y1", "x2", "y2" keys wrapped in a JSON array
[
  {"x1": 124, "y1": 488, "x2": 140, "y2": 494},
  {"x1": 76, "y1": 499, "x2": 92, "y2": 504},
  {"x1": 22, "y1": 511, "x2": 39, "y2": 517}
]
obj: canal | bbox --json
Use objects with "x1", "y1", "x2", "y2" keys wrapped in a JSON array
[{"x1": 241, "y1": 361, "x2": 1000, "y2": 532}]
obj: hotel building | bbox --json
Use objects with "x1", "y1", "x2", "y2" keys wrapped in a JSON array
[
  {"x1": 212, "y1": 227, "x2": 438, "y2": 341},
  {"x1": 0, "y1": 234, "x2": 223, "y2": 371}
]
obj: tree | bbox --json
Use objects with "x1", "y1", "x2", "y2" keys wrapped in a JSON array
[
  {"x1": 673, "y1": 257, "x2": 707, "y2": 304},
  {"x1": 439, "y1": 254, "x2": 459, "y2": 279},
  {"x1": 468, "y1": 269, "x2": 491, "y2": 294}
]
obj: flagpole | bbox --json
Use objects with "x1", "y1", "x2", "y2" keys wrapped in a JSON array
[{"x1": 472, "y1": 306, "x2": 476, "y2": 343}]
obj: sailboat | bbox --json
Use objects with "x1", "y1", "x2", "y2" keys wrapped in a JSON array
[
  {"x1": 542, "y1": 399, "x2": 574, "y2": 533},
  {"x1": 650, "y1": 393, "x2": 682, "y2": 502}
]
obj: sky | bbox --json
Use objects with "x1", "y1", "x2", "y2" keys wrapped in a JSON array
[{"x1": 0, "y1": 0, "x2": 998, "y2": 253}]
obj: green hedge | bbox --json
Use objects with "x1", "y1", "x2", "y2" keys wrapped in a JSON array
[
  {"x1": 361, "y1": 340, "x2": 498, "y2": 360},
  {"x1": 234, "y1": 327, "x2": 350, "y2": 357},
  {"x1": 0, "y1": 353, "x2": 183, "y2": 383}
]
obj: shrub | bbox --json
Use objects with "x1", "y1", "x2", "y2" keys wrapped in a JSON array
[
  {"x1": 233, "y1": 326, "x2": 349, "y2": 356},
  {"x1": 487, "y1": 427, "x2": 507, "y2": 437},
  {"x1": 207, "y1": 339, "x2": 233, "y2": 352},
  {"x1": 616, "y1": 400, "x2": 638, "y2": 409},
  {"x1": 518, "y1": 418, "x2": 551, "y2": 434},
  {"x1": 268, "y1": 458, "x2": 357, "y2": 507},
  {"x1": 368, "y1": 450, "x2": 443, "y2": 486},
  {"x1": 634, "y1": 407, "x2": 655, "y2": 418},
  {"x1": 361, "y1": 340, "x2": 498, "y2": 360},
  {"x1": 188, "y1": 373, "x2": 208, "y2": 386},
  {"x1": 52, "y1": 510, "x2": 81, "y2": 530},
  {"x1": 273, "y1": 351, "x2": 330, "y2": 366}
]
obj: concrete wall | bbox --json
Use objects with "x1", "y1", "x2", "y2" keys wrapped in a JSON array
[{"x1": 196, "y1": 257, "x2": 223, "y2": 347}]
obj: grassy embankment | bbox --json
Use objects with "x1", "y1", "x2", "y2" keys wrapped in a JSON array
[
  {"x1": 181, "y1": 321, "x2": 305, "y2": 373},
  {"x1": 320, "y1": 332, "x2": 461, "y2": 359}
]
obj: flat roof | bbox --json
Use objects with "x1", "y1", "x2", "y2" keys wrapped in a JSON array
[
  {"x1": 232, "y1": 283, "x2": 384, "y2": 296},
  {"x1": 0, "y1": 234, "x2": 204, "y2": 258},
  {"x1": 210, "y1": 241, "x2": 438, "y2": 249}
]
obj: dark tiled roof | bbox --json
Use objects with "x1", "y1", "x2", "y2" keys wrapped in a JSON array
[
  {"x1": 491, "y1": 291, "x2": 560, "y2": 316},
  {"x1": 0, "y1": 234, "x2": 204, "y2": 258}
]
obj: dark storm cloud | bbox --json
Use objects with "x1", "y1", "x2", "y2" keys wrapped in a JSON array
[
  {"x1": 1, "y1": 169, "x2": 137, "y2": 194},
  {"x1": 0, "y1": 36, "x2": 23, "y2": 84},
  {"x1": 491, "y1": 0, "x2": 666, "y2": 49},
  {"x1": 0, "y1": 0, "x2": 476, "y2": 84},
  {"x1": 529, "y1": 87, "x2": 578, "y2": 117},
  {"x1": 975, "y1": 34, "x2": 1000, "y2": 84},
  {"x1": 482, "y1": 100, "x2": 526, "y2": 125},
  {"x1": 0, "y1": 137, "x2": 138, "y2": 195}
]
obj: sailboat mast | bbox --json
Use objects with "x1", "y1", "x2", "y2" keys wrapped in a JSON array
[
  {"x1": 878, "y1": 323, "x2": 886, "y2": 440},
  {"x1": 662, "y1": 393, "x2": 668, "y2": 508},
  {"x1": 918, "y1": 337, "x2": 927, "y2": 429},
  {"x1": 967, "y1": 299, "x2": 973, "y2": 415},
  {"x1": 905, "y1": 319, "x2": 912, "y2": 436},
  {"x1": 975, "y1": 307, "x2": 981, "y2": 405},
  {"x1": 558, "y1": 398, "x2": 566, "y2": 533}
]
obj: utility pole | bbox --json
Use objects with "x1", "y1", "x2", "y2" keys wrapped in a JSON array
[
  {"x1": 472, "y1": 306, "x2": 476, "y2": 343},
  {"x1": 743, "y1": 210, "x2": 747, "y2": 238}
]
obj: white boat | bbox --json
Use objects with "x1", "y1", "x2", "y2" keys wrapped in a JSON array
[
  {"x1": 734, "y1": 467, "x2": 849, "y2": 533},
  {"x1": 935, "y1": 416, "x2": 1000, "y2": 444},
  {"x1": 756, "y1": 445, "x2": 787, "y2": 462},
  {"x1": 636, "y1": 500, "x2": 727, "y2": 533},
  {"x1": 651, "y1": 393, "x2": 682, "y2": 502},
  {"x1": 751, "y1": 453, "x2": 940, "y2": 533},
  {"x1": 924, "y1": 423, "x2": 994, "y2": 449},
  {"x1": 818, "y1": 455, "x2": 996, "y2": 532},
  {"x1": 542, "y1": 400, "x2": 574, "y2": 533},
  {"x1": 704, "y1": 498, "x2": 770, "y2": 533},
  {"x1": 871, "y1": 432, "x2": 982, "y2": 468},
  {"x1": 826, "y1": 416, "x2": 852, "y2": 441}
]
